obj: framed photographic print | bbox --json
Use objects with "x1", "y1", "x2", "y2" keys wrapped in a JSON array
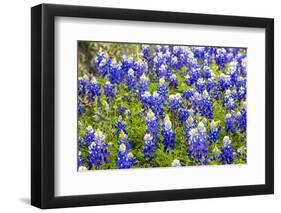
[{"x1": 31, "y1": 3, "x2": 274, "y2": 209}]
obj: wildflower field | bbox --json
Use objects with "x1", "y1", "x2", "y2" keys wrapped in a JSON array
[{"x1": 77, "y1": 41, "x2": 247, "y2": 171}]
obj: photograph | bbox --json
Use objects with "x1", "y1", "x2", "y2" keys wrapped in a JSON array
[{"x1": 77, "y1": 42, "x2": 247, "y2": 171}]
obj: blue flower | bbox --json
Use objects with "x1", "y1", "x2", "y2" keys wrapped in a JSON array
[
  {"x1": 78, "y1": 100, "x2": 83, "y2": 116},
  {"x1": 169, "y1": 74, "x2": 178, "y2": 89},
  {"x1": 117, "y1": 130, "x2": 131, "y2": 150},
  {"x1": 113, "y1": 118, "x2": 126, "y2": 136},
  {"x1": 208, "y1": 120, "x2": 221, "y2": 145},
  {"x1": 138, "y1": 73, "x2": 148, "y2": 99},
  {"x1": 87, "y1": 77, "x2": 101, "y2": 101},
  {"x1": 103, "y1": 81, "x2": 114, "y2": 99},
  {"x1": 78, "y1": 76, "x2": 88, "y2": 98},
  {"x1": 133, "y1": 60, "x2": 147, "y2": 80},
  {"x1": 237, "y1": 86, "x2": 246, "y2": 101},
  {"x1": 143, "y1": 133, "x2": 156, "y2": 159},
  {"x1": 157, "y1": 77, "x2": 168, "y2": 102},
  {"x1": 162, "y1": 115, "x2": 175, "y2": 153},
  {"x1": 218, "y1": 136, "x2": 234, "y2": 164},
  {"x1": 93, "y1": 50, "x2": 111, "y2": 76},
  {"x1": 187, "y1": 123, "x2": 209, "y2": 165},
  {"x1": 201, "y1": 65, "x2": 211, "y2": 79},
  {"x1": 182, "y1": 89, "x2": 194, "y2": 101},
  {"x1": 121, "y1": 56, "x2": 134, "y2": 73},
  {"x1": 168, "y1": 93, "x2": 182, "y2": 113},
  {"x1": 225, "y1": 98, "x2": 236, "y2": 111},
  {"x1": 185, "y1": 115, "x2": 196, "y2": 139},
  {"x1": 237, "y1": 102, "x2": 247, "y2": 133},
  {"x1": 201, "y1": 90, "x2": 213, "y2": 120},
  {"x1": 87, "y1": 129, "x2": 109, "y2": 169},
  {"x1": 116, "y1": 130, "x2": 137, "y2": 169},
  {"x1": 145, "y1": 109, "x2": 158, "y2": 139},
  {"x1": 109, "y1": 63, "x2": 123, "y2": 84},
  {"x1": 196, "y1": 78, "x2": 205, "y2": 93},
  {"x1": 225, "y1": 113, "x2": 236, "y2": 134},
  {"x1": 178, "y1": 108, "x2": 189, "y2": 124},
  {"x1": 141, "y1": 45, "x2": 150, "y2": 61},
  {"x1": 127, "y1": 68, "x2": 137, "y2": 90},
  {"x1": 78, "y1": 151, "x2": 85, "y2": 169},
  {"x1": 218, "y1": 73, "x2": 231, "y2": 92},
  {"x1": 84, "y1": 126, "x2": 95, "y2": 146},
  {"x1": 215, "y1": 48, "x2": 228, "y2": 69}
]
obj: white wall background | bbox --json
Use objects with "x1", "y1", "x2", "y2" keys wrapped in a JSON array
[{"x1": 0, "y1": 0, "x2": 279, "y2": 212}]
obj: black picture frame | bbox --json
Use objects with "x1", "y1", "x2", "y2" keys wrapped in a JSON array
[{"x1": 31, "y1": 3, "x2": 274, "y2": 209}]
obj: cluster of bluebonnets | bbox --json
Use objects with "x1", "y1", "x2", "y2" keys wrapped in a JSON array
[{"x1": 77, "y1": 43, "x2": 247, "y2": 171}]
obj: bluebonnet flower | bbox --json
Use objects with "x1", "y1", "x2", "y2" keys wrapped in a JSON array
[
  {"x1": 162, "y1": 115, "x2": 175, "y2": 153},
  {"x1": 201, "y1": 65, "x2": 211, "y2": 79},
  {"x1": 169, "y1": 93, "x2": 182, "y2": 113},
  {"x1": 116, "y1": 131, "x2": 137, "y2": 169},
  {"x1": 87, "y1": 129, "x2": 109, "y2": 169},
  {"x1": 192, "y1": 91, "x2": 203, "y2": 115},
  {"x1": 84, "y1": 126, "x2": 95, "y2": 146},
  {"x1": 127, "y1": 68, "x2": 137, "y2": 90},
  {"x1": 117, "y1": 130, "x2": 131, "y2": 150},
  {"x1": 218, "y1": 136, "x2": 234, "y2": 164},
  {"x1": 157, "y1": 77, "x2": 168, "y2": 102},
  {"x1": 215, "y1": 48, "x2": 228, "y2": 69},
  {"x1": 225, "y1": 98, "x2": 236, "y2": 111},
  {"x1": 158, "y1": 64, "x2": 168, "y2": 79},
  {"x1": 225, "y1": 113, "x2": 236, "y2": 134},
  {"x1": 138, "y1": 73, "x2": 148, "y2": 98},
  {"x1": 78, "y1": 75, "x2": 88, "y2": 97},
  {"x1": 171, "y1": 56, "x2": 180, "y2": 70},
  {"x1": 145, "y1": 109, "x2": 158, "y2": 138},
  {"x1": 206, "y1": 73, "x2": 216, "y2": 92},
  {"x1": 192, "y1": 47, "x2": 206, "y2": 59},
  {"x1": 93, "y1": 50, "x2": 111, "y2": 76},
  {"x1": 141, "y1": 91, "x2": 152, "y2": 109},
  {"x1": 187, "y1": 123, "x2": 209, "y2": 165},
  {"x1": 109, "y1": 63, "x2": 123, "y2": 84},
  {"x1": 95, "y1": 55, "x2": 111, "y2": 77},
  {"x1": 178, "y1": 108, "x2": 189, "y2": 124},
  {"x1": 103, "y1": 81, "x2": 114, "y2": 99},
  {"x1": 87, "y1": 77, "x2": 101, "y2": 101},
  {"x1": 182, "y1": 89, "x2": 194, "y2": 101},
  {"x1": 208, "y1": 120, "x2": 221, "y2": 145},
  {"x1": 143, "y1": 133, "x2": 156, "y2": 159},
  {"x1": 78, "y1": 100, "x2": 83, "y2": 116},
  {"x1": 196, "y1": 78, "x2": 205, "y2": 93},
  {"x1": 171, "y1": 159, "x2": 181, "y2": 167},
  {"x1": 113, "y1": 117, "x2": 126, "y2": 136},
  {"x1": 227, "y1": 61, "x2": 239, "y2": 85},
  {"x1": 240, "y1": 57, "x2": 247, "y2": 77},
  {"x1": 185, "y1": 115, "x2": 195, "y2": 139},
  {"x1": 133, "y1": 60, "x2": 147, "y2": 80},
  {"x1": 237, "y1": 86, "x2": 246, "y2": 101},
  {"x1": 237, "y1": 102, "x2": 247, "y2": 133},
  {"x1": 121, "y1": 56, "x2": 134, "y2": 73},
  {"x1": 236, "y1": 76, "x2": 246, "y2": 88},
  {"x1": 78, "y1": 137, "x2": 84, "y2": 148},
  {"x1": 169, "y1": 74, "x2": 178, "y2": 89},
  {"x1": 150, "y1": 92, "x2": 164, "y2": 118},
  {"x1": 185, "y1": 68, "x2": 199, "y2": 86},
  {"x1": 116, "y1": 143, "x2": 137, "y2": 169},
  {"x1": 141, "y1": 45, "x2": 150, "y2": 61},
  {"x1": 201, "y1": 90, "x2": 213, "y2": 120},
  {"x1": 78, "y1": 151, "x2": 84, "y2": 168},
  {"x1": 218, "y1": 73, "x2": 231, "y2": 92}
]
